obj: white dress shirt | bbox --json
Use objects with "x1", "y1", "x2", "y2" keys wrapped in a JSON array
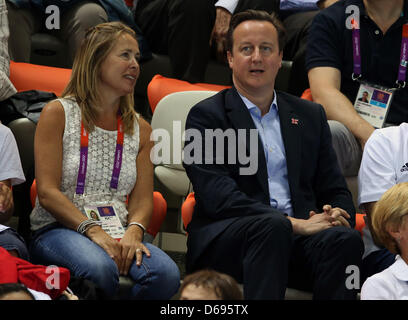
[{"x1": 215, "y1": 0, "x2": 239, "y2": 13}]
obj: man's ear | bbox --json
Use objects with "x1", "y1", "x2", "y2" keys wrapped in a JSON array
[
  {"x1": 278, "y1": 50, "x2": 283, "y2": 69},
  {"x1": 227, "y1": 51, "x2": 233, "y2": 68}
]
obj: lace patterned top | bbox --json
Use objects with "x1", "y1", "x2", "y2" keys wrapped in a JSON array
[{"x1": 30, "y1": 97, "x2": 140, "y2": 231}]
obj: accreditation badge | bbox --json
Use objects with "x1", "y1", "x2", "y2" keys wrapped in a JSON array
[
  {"x1": 84, "y1": 203, "x2": 125, "y2": 241},
  {"x1": 353, "y1": 82, "x2": 395, "y2": 129}
]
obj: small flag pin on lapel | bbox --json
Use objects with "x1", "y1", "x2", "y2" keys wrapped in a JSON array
[{"x1": 291, "y1": 118, "x2": 299, "y2": 125}]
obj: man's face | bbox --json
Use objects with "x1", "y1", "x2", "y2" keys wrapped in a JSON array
[{"x1": 227, "y1": 20, "x2": 283, "y2": 96}]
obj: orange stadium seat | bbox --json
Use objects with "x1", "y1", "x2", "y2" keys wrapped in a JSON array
[
  {"x1": 10, "y1": 61, "x2": 71, "y2": 96},
  {"x1": 147, "y1": 74, "x2": 230, "y2": 113}
]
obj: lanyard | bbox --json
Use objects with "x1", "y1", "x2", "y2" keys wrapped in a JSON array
[
  {"x1": 351, "y1": 18, "x2": 408, "y2": 88},
  {"x1": 76, "y1": 114, "x2": 124, "y2": 195}
]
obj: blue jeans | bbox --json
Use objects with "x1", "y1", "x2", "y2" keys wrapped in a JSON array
[
  {"x1": 0, "y1": 227, "x2": 30, "y2": 261},
  {"x1": 29, "y1": 225, "x2": 180, "y2": 299}
]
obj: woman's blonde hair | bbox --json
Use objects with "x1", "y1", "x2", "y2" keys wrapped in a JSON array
[
  {"x1": 62, "y1": 21, "x2": 137, "y2": 135},
  {"x1": 371, "y1": 182, "x2": 408, "y2": 254}
]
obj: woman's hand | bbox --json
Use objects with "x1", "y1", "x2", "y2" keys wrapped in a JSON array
[
  {"x1": 85, "y1": 225, "x2": 122, "y2": 268},
  {"x1": 118, "y1": 226, "x2": 151, "y2": 275}
]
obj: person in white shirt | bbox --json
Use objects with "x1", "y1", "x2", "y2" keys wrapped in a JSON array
[
  {"x1": 357, "y1": 123, "x2": 408, "y2": 283},
  {"x1": 361, "y1": 182, "x2": 408, "y2": 300},
  {"x1": 0, "y1": 122, "x2": 26, "y2": 259}
]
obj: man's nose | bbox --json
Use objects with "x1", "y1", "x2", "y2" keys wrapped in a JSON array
[{"x1": 251, "y1": 47, "x2": 262, "y2": 62}]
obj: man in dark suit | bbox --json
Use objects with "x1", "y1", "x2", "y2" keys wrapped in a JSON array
[{"x1": 183, "y1": 9, "x2": 364, "y2": 300}]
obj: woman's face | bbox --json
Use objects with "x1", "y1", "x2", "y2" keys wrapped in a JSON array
[{"x1": 98, "y1": 33, "x2": 140, "y2": 98}]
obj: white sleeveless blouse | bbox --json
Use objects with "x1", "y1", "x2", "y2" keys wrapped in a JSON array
[{"x1": 30, "y1": 98, "x2": 140, "y2": 231}]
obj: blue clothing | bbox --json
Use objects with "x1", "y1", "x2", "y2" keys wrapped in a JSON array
[
  {"x1": 238, "y1": 92, "x2": 293, "y2": 216},
  {"x1": 0, "y1": 227, "x2": 30, "y2": 261},
  {"x1": 7, "y1": 0, "x2": 152, "y2": 60},
  {"x1": 279, "y1": 0, "x2": 319, "y2": 19},
  {"x1": 361, "y1": 248, "x2": 396, "y2": 287},
  {"x1": 29, "y1": 224, "x2": 180, "y2": 299},
  {"x1": 280, "y1": 0, "x2": 318, "y2": 11}
]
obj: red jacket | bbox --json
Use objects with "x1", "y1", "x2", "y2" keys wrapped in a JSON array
[{"x1": 0, "y1": 246, "x2": 70, "y2": 299}]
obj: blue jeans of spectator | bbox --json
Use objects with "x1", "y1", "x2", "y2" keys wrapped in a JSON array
[
  {"x1": 0, "y1": 227, "x2": 30, "y2": 261},
  {"x1": 29, "y1": 225, "x2": 180, "y2": 299}
]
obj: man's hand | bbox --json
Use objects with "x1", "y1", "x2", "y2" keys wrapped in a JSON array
[
  {"x1": 289, "y1": 204, "x2": 351, "y2": 235},
  {"x1": 292, "y1": 211, "x2": 333, "y2": 235},
  {"x1": 318, "y1": 204, "x2": 351, "y2": 228},
  {"x1": 0, "y1": 181, "x2": 13, "y2": 214},
  {"x1": 210, "y1": 7, "x2": 232, "y2": 63}
]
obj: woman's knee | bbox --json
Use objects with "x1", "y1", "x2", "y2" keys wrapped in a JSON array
[
  {"x1": 78, "y1": 254, "x2": 119, "y2": 297},
  {"x1": 130, "y1": 244, "x2": 180, "y2": 299}
]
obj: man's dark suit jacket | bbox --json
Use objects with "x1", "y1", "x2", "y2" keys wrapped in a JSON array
[{"x1": 183, "y1": 87, "x2": 355, "y2": 268}]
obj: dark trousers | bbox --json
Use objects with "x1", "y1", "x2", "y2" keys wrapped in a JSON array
[
  {"x1": 282, "y1": 10, "x2": 318, "y2": 96},
  {"x1": 190, "y1": 213, "x2": 364, "y2": 300},
  {"x1": 135, "y1": 0, "x2": 280, "y2": 83}
]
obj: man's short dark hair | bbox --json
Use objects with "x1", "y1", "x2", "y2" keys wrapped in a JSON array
[
  {"x1": 226, "y1": 9, "x2": 286, "y2": 53},
  {"x1": 180, "y1": 269, "x2": 243, "y2": 300},
  {"x1": 0, "y1": 283, "x2": 35, "y2": 300}
]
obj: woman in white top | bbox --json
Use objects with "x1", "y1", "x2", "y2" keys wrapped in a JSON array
[
  {"x1": 29, "y1": 22, "x2": 179, "y2": 299},
  {"x1": 361, "y1": 182, "x2": 408, "y2": 300}
]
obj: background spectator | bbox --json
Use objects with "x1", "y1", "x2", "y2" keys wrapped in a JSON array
[
  {"x1": 306, "y1": 0, "x2": 407, "y2": 176},
  {"x1": 0, "y1": 0, "x2": 16, "y2": 101},
  {"x1": 0, "y1": 123, "x2": 27, "y2": 260},
  {"x1": 134, "y1": 0, "x2": 280, "y2": 83},
  {"x1": 6, "y1": 0, "x2": 150, "y2": 66}
]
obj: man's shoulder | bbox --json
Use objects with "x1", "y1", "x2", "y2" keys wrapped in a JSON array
[
  {"x1": 276, "y1": 90, "x2": 323, "y2": 113},
  {"x1": 311, "y1": 0, "x2": 362, "y2": 34},
  {"x1": 188, "y1": 88, "x2": 237, "y2": 114},
  {"x1": 369, "y1": 123, "x2": 408, "y2": 145},
  {"x1": 315, "y1": 0, "x2": 357, "y2": 21},
  {"x1": 186, "y1": 88, "x2": 233, "y2": 125}
]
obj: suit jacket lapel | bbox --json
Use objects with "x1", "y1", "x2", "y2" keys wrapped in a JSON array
[
  {"x1": 277, "y1": 92, "x2": 301, "y2": 206},
  {"x1": 225, "y1": 88, "x2": 269, "y2": 199}
]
